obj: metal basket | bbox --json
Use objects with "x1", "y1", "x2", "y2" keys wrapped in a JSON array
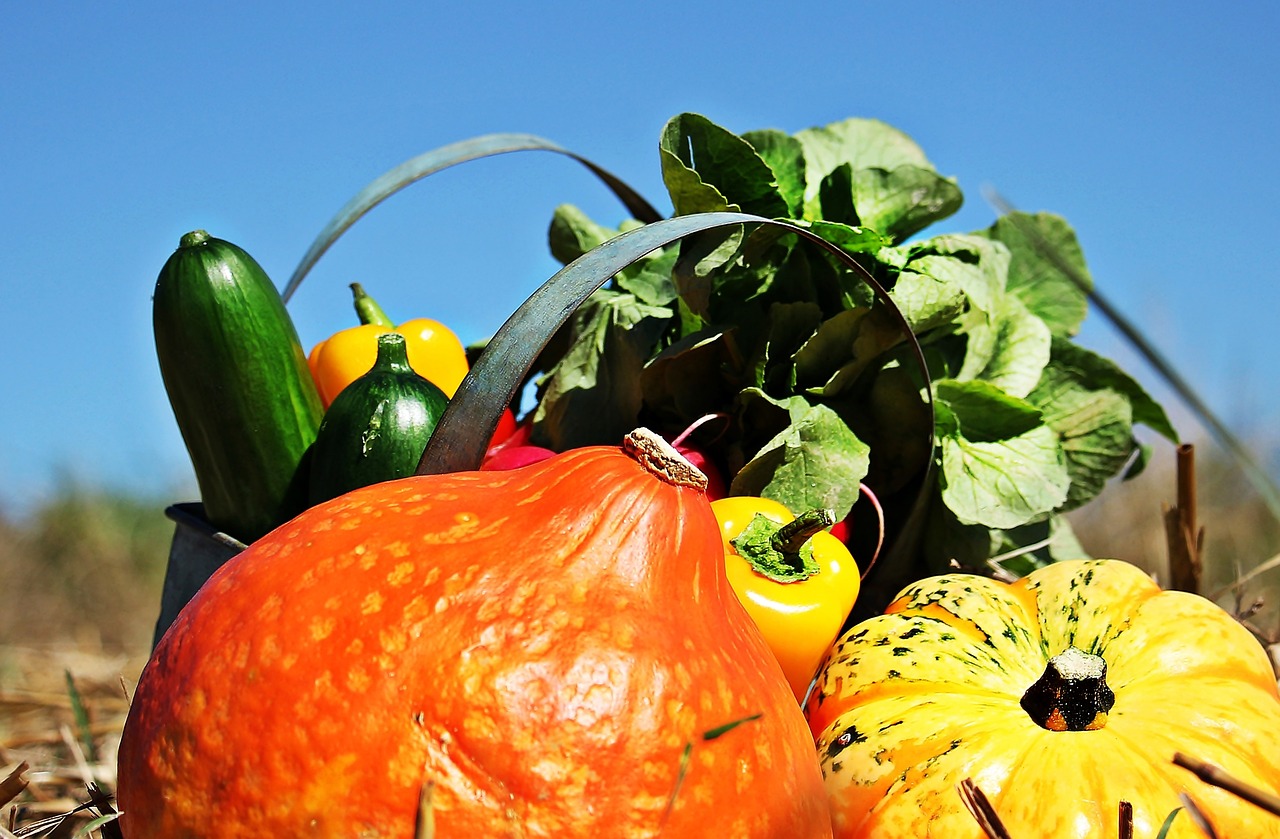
[{"x1": 153, "y1": 503, "x2": 246, "y2": 649}]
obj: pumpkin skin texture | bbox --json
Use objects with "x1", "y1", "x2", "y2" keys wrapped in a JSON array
[
  {"x1": 805, "y1": 559, "x2": 1280, "y2": 839},
  {"x1": 118, "y1": 435, "x2": 832, "y2": 838}
]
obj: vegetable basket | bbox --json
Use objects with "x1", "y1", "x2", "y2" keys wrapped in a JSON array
[
  {"x1": 150, "y1": 114, "x2": 1174, "y2": 645},
  {"x1": 127, "y1": 114, "x2": 1280, "y2": 839},
  {"x1": 153, "y1": 503, "x2": 245, "y2": 647},
  {"x1": 150, "y1": 129, "x2": 937, "y2": 646}
]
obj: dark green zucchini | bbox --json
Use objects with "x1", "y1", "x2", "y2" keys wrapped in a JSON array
[
  {"x1": 153, "y1": 230, "x2": 323, "y2": 542},
  {"x1": 308, "y1": 332, "x2": 449, "y2": 505}
]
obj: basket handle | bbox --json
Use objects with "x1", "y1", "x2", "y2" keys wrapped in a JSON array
[
  {"x1": 416, "y1": 211, "x2": 936, "y2": 570},
  {"x1": 282, "y1": 133, "x2": 664, "y2": 303}
]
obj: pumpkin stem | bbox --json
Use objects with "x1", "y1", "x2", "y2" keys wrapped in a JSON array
[
  {"x1": 1020, "y1": 646, "x2": 1115, "y2": 731},
  {"x1": 622, "y1": 428, "x2": 708, "y2": 492}
]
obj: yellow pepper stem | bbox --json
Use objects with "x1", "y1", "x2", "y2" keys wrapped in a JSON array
[
  {"x1": 732, "y1": 508, "x2": 835, "y2": 584},
  {"x1": 350, "y1": 282, "x2": 395, "y2": 327},
  {"x1": 771, "y1": 508, "x2": 837, "y2": 554}
]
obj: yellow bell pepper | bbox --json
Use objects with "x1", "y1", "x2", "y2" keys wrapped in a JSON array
[
  {"x1": 308, "y1": 283, "x2": 470, "y2": 407},
  {"x1": 709, "y1": 496, "x2": 861, "y2": 703}
]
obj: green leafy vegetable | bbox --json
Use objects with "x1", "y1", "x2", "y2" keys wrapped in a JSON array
[
  {"x1": 979, "y1": 211, "x2": 1092, "y2": 337},
  {"x1": 731, "y1": 392, "x2": 870, "y2": 519},
  {"x1": 529, "y1": 289, "x2": 671, "y2": 451},
  {"x1": 524, "y1": 111, "x2": 1174, "y2": 606}
]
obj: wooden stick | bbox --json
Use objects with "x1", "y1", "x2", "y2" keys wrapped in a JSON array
[
  {"x1": 1166, "y1": 443, "x2": 1204, "y2": 593},
  {"x1": 1177, "y1": 444, "x2": 1198, "y2": 547},
  {"x1": 0, "y1": 761, "x2": 29, "y2": 809},
  {"x1": 958, "y1": 778, "x2": 1013, "y2": 839},
  {"x1": 1174, "y1": 752, "x2": 1280, "y2": 817},
  {"x1": 415, "y1": 779, "x2": 436, "y2": 839},
  {"x1": 1119, "y1": 800, "x2": 1133, "y2": 839}
]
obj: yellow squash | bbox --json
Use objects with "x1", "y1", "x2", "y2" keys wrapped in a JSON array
[{"x1": 805, "y1": 558, "x2": 1280, "y2": 838}]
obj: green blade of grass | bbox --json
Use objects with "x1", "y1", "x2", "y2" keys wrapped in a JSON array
[
  {"x1": 660, "y1": 741, "x2": 695, "y2": 828},
  {"x1": 63, "y1": 671, "x2": 95, "y2": 763},
  {"x1": 73, "y1": 812, "x2": 120, "y2": 838},
  {"x1": 701, "y1": 712, "x2": 763, "y2": 741},
  {"x1": 1155, "y1": 806, "x2": 1183, "y2": 839}
]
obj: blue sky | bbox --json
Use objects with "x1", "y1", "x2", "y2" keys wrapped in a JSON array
[{"x1": 3, "y1": 2, "x2": 1278, "y2": 515}]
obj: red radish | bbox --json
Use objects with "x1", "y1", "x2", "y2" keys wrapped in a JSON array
[
  {"x1": 670, "y1": 413, "x2": 730, "y2": 500},
  {"x1": 829, "y1": 483, "x2": 886, "y2": 580},
  {"x1": 481, "y1": 415, "x2": 557, "y2": 471},
  {"x1": 674, "y1": 443, "x2": 727, "y2": 499},
  {"x1": 481, "y1": 443, "x2": 557, "y2": 471},
  {"x1": 488, "y1": 407, "x2": 518, "y2": 448},
  {"x1": 829, "y1": 518, "x2": 851, "y2": 544}
]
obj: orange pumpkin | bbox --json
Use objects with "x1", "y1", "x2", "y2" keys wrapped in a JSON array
[
  {"x1": 118, "y1": 430, "x2": 832, "y2": 838},
  {"x1": 805, "y1": 559, "x2": 1280, "y2": 838}
]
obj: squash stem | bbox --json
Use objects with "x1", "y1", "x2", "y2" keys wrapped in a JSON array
[
  {"x1": 179, "y1": 229, "x2": 210, "y2": 248},
  {"x1": 373, "y1": 332, "x2": 414, "y2": 374},
  {"x1": 622, "y1": 428, "x2": 708, "y2": 492},
  {"x1": 1020, "y1": 646, "x2": 1115, "y2": 731}
]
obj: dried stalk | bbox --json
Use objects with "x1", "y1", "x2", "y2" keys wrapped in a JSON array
[
  {"x1": 86, "y1": 783, "x2": 123, "y2": 839},
  {"x1": 1164, "y1": 443, "x2": 1205, "y2": 593},
  {"x1": 1174, "y1": 752, "x2": 1280, "y2": 818},
  {"x1": 415, "y1": 779, "x2": 436, "y2": 839},
  {"x1": 958, "y1": 778, "x2": 1013, "y2": 839},
  {"x1": 0, "y1": 763, "x2": 28, "y2": 809},
  {"x1": 1119, "y1": 800, "x2": 1133, "y2": 839}
]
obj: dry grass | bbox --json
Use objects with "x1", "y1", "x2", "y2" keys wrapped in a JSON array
[
  {"x1": 1069, "y1": 435, "x2": 1280, "y2": 666},
  {"x1": 1, "y1": 484, "x2": 170, "y2": 836},
  {"x1": 1, "y1": 647, "x2": 130, "y2": 837},
  {"x1": 1, "y1": 438, "x2": 1279, "y2": 835}
]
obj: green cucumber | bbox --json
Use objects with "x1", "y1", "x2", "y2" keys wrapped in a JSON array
[
  {"x1": 308, "y1": 332, "x2": 449, "y2": 505},
  {"x1": 153, "y1": 230, "x2": 323, "y2": 542}
]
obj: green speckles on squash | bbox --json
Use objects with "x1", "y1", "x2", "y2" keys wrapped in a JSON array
[{"x1": 1025, "y1": 559, "x2": 1163, "y2": 665}]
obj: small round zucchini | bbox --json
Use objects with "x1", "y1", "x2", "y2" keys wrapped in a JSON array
[{"x1": 308, "y1": 332, "x2": 449, "y2": 505}]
